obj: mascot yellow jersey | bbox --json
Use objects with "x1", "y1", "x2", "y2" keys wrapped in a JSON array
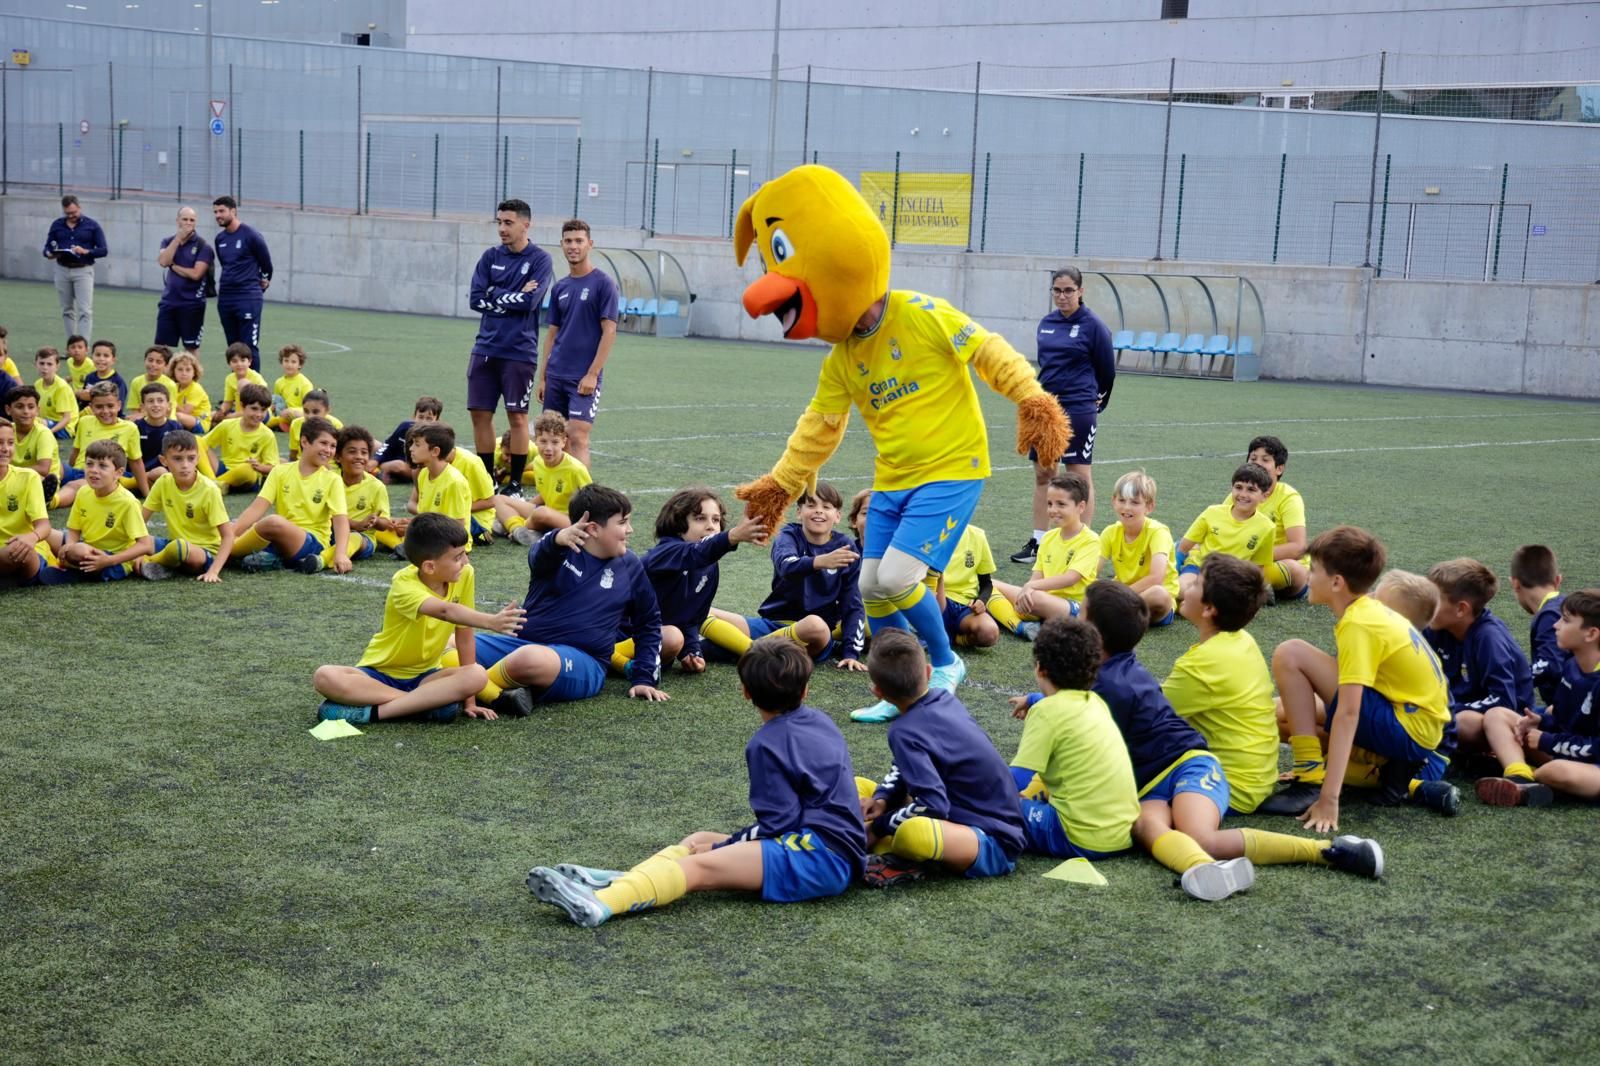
[{"x1": 811, "y1": 291, "x2": 992, "y2": 491}]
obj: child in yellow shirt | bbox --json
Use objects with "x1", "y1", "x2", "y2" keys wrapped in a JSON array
[
  {"x1": 40, "y1": 439, "x2": 154, "y2": 584},
  {"x1": 1098, "y1": 469, "x2": 1179, "y2": 627},
  {"x1": 993, "y1": 471, "x2": 1098, "y2": 640}
]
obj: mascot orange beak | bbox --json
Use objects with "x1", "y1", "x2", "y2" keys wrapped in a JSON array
[{"x1": 742, "y1": 273, "x2": 819, "y2": 340}]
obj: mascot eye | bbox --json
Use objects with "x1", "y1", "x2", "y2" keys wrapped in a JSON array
[{"x1": 769, "y1": 228, "x2": 795, "y2": 265}]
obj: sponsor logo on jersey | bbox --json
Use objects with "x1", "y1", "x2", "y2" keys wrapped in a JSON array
[{"x1": 952, "y1": 323, "x2": 977, "y2": 349}]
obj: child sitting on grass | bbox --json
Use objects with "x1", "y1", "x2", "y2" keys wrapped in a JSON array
[
  {"x1": 526, "y1": 639, "x2": 866, "y2": 927},
  {"x1": 992, "y1": 472, "x2": 1098, "y2": 640},
  {"x1": 335, "y1": 425, "x2": 405, "y2": 561},
  {"x1": 376, "y1": 396, "x2": 441, "y2": 484},
  {"x1": 40, "y1": 439, "x2": 154, "y2": 584},
  {"x1": 58, "y1": 382, "x2": 146, "y2": 507},
  {"x1": 168, "y1": 351, "x2": 211, "y2": 433},
  {"x1": 0, "y1": 420, "x2": 52, "y2": 587},
  {"x1": 495, "y1": 413, "x2": 593, "y2": 541},
  {"x1": 1176, "y1": 462, "x2": 1275, "y2": 605},
  {"x1": 204, "y1": 382, "x2": 278, "y2": 494},
  {"x1": 230, "y1": 416, "x2": 352, "y2": 575},
  {"x1": 1097, "y1": 469, "x2": 1178, "y2": 626},
  {"x1": 270, "y1": 343, "x2": 314, "y2": 430},
  {"x1": 287, "y1": 390, "x2": 342, "y2": 460},
  {"x1": 213, "y1": 343, "x2": 268, "y2": 423}
]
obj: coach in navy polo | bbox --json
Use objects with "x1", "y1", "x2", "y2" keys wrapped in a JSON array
[
  {"x1": 154, "y1": 206, "x2": 214, "y2": 353},
  {"x1": 212, "y1": 195, "x2": 274, "y2": 370},
  {"x1": 42, "y1": 194, "x2": 107, "y2": 342}
]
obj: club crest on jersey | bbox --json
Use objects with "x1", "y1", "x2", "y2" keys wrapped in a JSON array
[
  {"x1": 105, "y1": 515, "x2": 115, "y2": 528},
  {"x1": 185, "y1": 503, "x2": 195, "y2": 518},
  {"x1": 312, "y1": 490, "x2": 324, "y2": 504},
  {"x1": 1070, "y1": 324, "x2": 1080, "y2": 338},
  {"x1": 600, "y1": 567, "x2": 614, "y2": 589},
  {"x1": 580, "y1": 287, "x2": 589, "y2": 301},
  {"x1": 520, "y1": 262, "x2": 531, "y2": 276},
  {"x1": 5, "y1": 495, "x2": 15, "y2": 512},
  {"x1": 554, "y1": 479, "x2": 565, "y2": 493},
  {"x1": 890, "y1": 338, "x2": 903, "y2": 361},
  {"x1": 964, "y1": 550, "x2": 975, "y2": 568},
  {"x1": 1247, "y1": 535, "x2": 1260, "y2": 550}
]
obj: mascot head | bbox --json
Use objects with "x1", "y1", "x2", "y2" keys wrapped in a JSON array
[{"x1": 734, "y1": 164, "x2": 891, "y2": 345}]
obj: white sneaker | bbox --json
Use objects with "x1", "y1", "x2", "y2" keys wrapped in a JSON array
[
  {"x1": 929, "y1": 654, "x2": 967, "y2": 693},
  {"x1": 510, "y1": 526, "x2": 538, "y2": 547},
  {"x1": 1179, "y1": 857, "x2": 1256, "y2": 901},
  {"x1": 140, "y1": 561, "x2": 172, "y2": 581}
]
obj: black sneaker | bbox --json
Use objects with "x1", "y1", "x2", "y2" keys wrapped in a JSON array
[
  {"x1": 42, "y1": 473, "x2": 60, "y2": 505},
  {"x1": 1373, "y1": 758, "x2": 1421, "y2": 807},
  {"x1": 489, "y1": 687, "x2": 536, "y2": 719},
  {"x1": 1256, "y1": 781, "x2": 1322, "y2": 816},
  {"x1": 1322, "y1": 835, "x2": 1384, "y2": 879},
  {"x1": 498, "y1": 483, "x2": 525, "y2": 500},
  {"x1": 1410, "y1": 779, "x2": 1461, "y2": 816},
  {"x1": 1475, "y1": 777, "x2": 1554, "y2": 808},
  {"x1": 863, "y1": 853, "x2": 925, "y2": 889},
  {"x1": 1009, "y1": 537, "x2": 1039, "y2": 565}
]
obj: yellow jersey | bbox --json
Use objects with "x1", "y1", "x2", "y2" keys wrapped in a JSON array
[
  {"x1": 1182, "y1": 502, "x2": 1275, "y2": 569},
  {"x1": 14, "y1": 421, "x2": 63, "y2": 479},
  {"x1": 1037, "y1": 524, "x2": 1099, "y2": 602},
  {"x1": 1011, "y1": 689, "x2": 1140, "y2": 854},
  {"x1": 416, "y1": 464, "x2": 473, "y2": 547},
  {"x1": 941, "y1": 524, "x2": 997, "y2": 605},
  {"x1": 1, "y1": 356, "x2": 16, "y2": 378},
  {"x1": 64, "y1": 356, "x2": 96, "y2": 391},
  {"x1": 72, "y1": 417, "x2": 141, "y2": 468},
  {"x1": 531, "y1": 452, "x2": 592, "y2": 514},
  {"x1": 449, "y1": 449, "x2": 496, "y2": 509},
  {"x1": 1163, "y1": 629, "x2": 1278, "y2": 814},
  {"x1": 259, "y1": 461, "x2": 347, "y2": 545},
  {"x1": 35, "y1": 376, "x2": 79, "y2": 427},
  {"x1": 1098, "y1": 517, "x2": 1180, "y2": 599},
  {"x1": 68, "y1": 484, "x2": 148, "y2": 554},
  {"x1": 221, "y1": 369, "x2": 269, "y2": 407},
  {"x1": 127, "y1": 373, "x2": 178, "y2": 413},
  {"x1": 1335, "y1": 595, "x2": 1451, "y2": 750},
  {"x1": 204, "y1": 419, "x2": 278, "y2": 471},
  {"x1": 144, "y1": 473, "x2": 229, "y2": 550},
  {"x1": 288, "y1": 413, "x2": 344, "y2": 457},
  {"x1": 810, "y1": 290, "x2": 993, "y2": 491},
  {"x1": 173, "y1": 381, "x2": 212, "y2": 423},
  {"x1": 0, "y1": 465, "x2": 48, "y2": 540},
  {"x1": 344, "y1": 472, "x2": 391, "y2": 528},
  {"x1": 1223, "y1": 480, "x2": 1306, "y2": 552},
  {"x1": 273, "y1": 372, "x2": 315, "y2": 410},
  {"x1": 358, "y1": 564, "x2": 477, "y2": 679}
]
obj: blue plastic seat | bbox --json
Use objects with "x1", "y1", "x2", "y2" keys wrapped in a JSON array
[
  {"x1": 616, "y1": 293, "x2": 627, "y2": 317},
  {"x1": 1202, "y1": 334, "x2": 1230, "y2": 355},
  {"x1": 660, "y1": 299, "x2": 680, "y2": 317},
  {"x1": 639, "y1": 298, "x2": 658, "y2": 317},
  {"x1": 1111, "y1": 329, "x2": 1134, "y2": 350},
  {"x1": 626, "y1": 297, "x2": 646, "y2": 316},
  {"x1": 1153, "y1": 332, "x2": 1181, "y2": 353},
  {"x1": 1227, "y1": 336, "x2": 1255, "y2": 356},
  {"x1": 1177, "y1": 333, "x2": 1205, "y2": 354},
  {"x1": 1129, "y1": 331, "x2": 1158, "y2": 351}
]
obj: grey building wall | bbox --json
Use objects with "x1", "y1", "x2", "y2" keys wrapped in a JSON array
[{"x1": 0, "y1": 0, "x2": 406, "y2": 46}]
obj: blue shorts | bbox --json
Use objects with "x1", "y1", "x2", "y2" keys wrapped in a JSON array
[
  {"x1": 1020, "y1": 799, "x2": 1123, "y2": 860},
  {"x1": 1152, "y1": 609, "x2": 1176, "y2": 627},
  {"x1": 1141, "y1": 752, "x2": 1230, "y2": 817},
  {"x1": 474, "y1": 635, "x2": 607, "y2": 703},
  {"x1": 466, "y1": 353, "x2": 536, "y2": 414},
  {"x1": 154, "y1": 303, "x2": 205, "y2": 351},
  {"x1": 357, "y1": 665, "x2": 437, "y2": 692},
  {"x1": 1179, "y1": 562, "x2": 1201, "y2": 576},
  {"x1": 964, "y1": 827, "x2": 1019, "y2": 880},
  {"x1": 941, "y1": 599, "x2": 973, "y2": 641},
  {"x1": 863, "y1": 479, "x2": 985, "y2": 572},
  {"x1": 39, "y1": 561, "x2": 132, "y2": 584},
  {"x1": 150, "y1": 535, "x2": 216, "y2": 572},
  {"x1": 1031, "y1": 405, "x2": 1098, "y2": 465},
  {"x1": 758, "y1": 831, "x2": 855, "y2": 902},
  {"x1": 543, "y1": 375, "x2": 602, "y2": 424},
  {"x1": 351, "y1": 534, "x2": 376, "y2": 561},
  {"x1": 1327, "y1": 685, "x2": 1441, "y2": 776},
  {"x1": 279, "y1": 531, "x2": 326, "y2": 564}
]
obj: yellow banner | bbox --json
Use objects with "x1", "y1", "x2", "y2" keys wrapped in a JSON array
[{"x1": 859, "y1": 172, "x2": 972, "y2": 246}]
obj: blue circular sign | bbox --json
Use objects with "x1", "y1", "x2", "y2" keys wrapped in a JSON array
[{"x1": 210, "y1": 117, "x2": 226, "y2": 136}]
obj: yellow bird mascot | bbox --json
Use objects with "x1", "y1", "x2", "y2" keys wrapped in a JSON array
[{"x1": 732, "y1": 165, "x2": 1071, "y2": 722}]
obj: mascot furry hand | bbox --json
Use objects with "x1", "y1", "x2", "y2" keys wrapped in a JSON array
[{"x1": 731, "y1": 165, "x2": 1071, "y2": 534}]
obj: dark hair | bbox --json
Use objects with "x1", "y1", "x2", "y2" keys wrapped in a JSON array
[
  {"x1": 84, "y1": 439, "x2": 127, "y2": 468},
  {"x1": 568, "y1": 483, "x2": 631, "y2": 526},
  {"x1": 533, "y1": 411, "x2": 569, "y2": 438},
  {"x1": 1051, "y1": 266, "x2": 1083, "y2": 288},
  {"x1": 738, "y1": 638, "x2": 813, "y2": 713},
  {"x1": 139, "y1": 382, "x2": 170, "y2": 402},
  {"x1": 1247, "y1": 435, "x2": 1288, "y2": 469},
  {"x1": 302, "y1": 389, "x2": 331, "y2": 409},
  {"x1": 655, "y1": 486, "x2": 724, "y2": 540},
  {"x1": 91, "y1": 339, "x2": 117, "y2": 356},
  {"x1": 1033, "y1": 616, "x2": 1102, "y2": 690},
  {"x1": 143, "y1": 344, "x2": 172, "y2": 363},
  {"x1": 1561, "y1": 589, "x2": 1600, "y2": 632},
  {"x1": 866, "y1": 628, "x2": 928, "y2": 704},
  {"x1": 225, "y1": 342, "x2": 253, "y2": 363},
  {"x1": 497, "y1": 198, "x2": 532, "y2": 221},
  {"x1": 411, "y1": 422, "x2": 455, "y2": 457},
  {"x1": 1231, "y1": 462, "x2": 1273, "y2": 494},
  {"x1": 413, "y1": 395, "x2": 443, "y2": 417},
  {"x1": 1427, "y1": 558, "x2": 1499, "y2": 615},
  {"x1": 61, "y1": 194, "x2": 79, "y2": 208},
  {"x1": 4, "y1": 385, "x2": 40, "y2": 407},
  {"x1": 796, "y1": 480, "x2": 843, "y2": 509},
  {"x1": 561, "y1": 218, "x2": 592, "y2": 237},
  {"x1": 278, "y1": 343, "x2": 306, "y2": 365},
  {"x1": 1510, "y1": 544, "x2": 1559, "y2": 588},
  {"x1": 87, "y1": 381, "x2": 121, "y2": 403},
  {"x1": 66, "y1": 335, "x2": 88, "y2": 348},
  {"x1": 213, "y1": 195, "x2": 238, "y2": 209},
  {"x1": 299, "y1": 416, "x2": 338, "y2": 448},
  {"x1": 404, "y1": 511, "x2": 468, "y2": 564},
  {"x1": 1309, "y1": 525, "x2": 1387, "y2": 595},
  {"x1": 1048, "y1": 470, "x2": 1090, "y2": 505},
  {"x1": 237, "y1": 383, "x2": 272, "y2": 409},
  {"x1": 35, "y1": 346, "x2": 59, "y2": 362},
  {"x1": 161, "y1": 428, "x2": 200, "y2": 455},
  {"x1": 1083, "y1": 581, "x2": 1149, "y2": 656},
  {"x1": 1200, "y1": 553, "x2": 1271, "y2": 631},
  {"x1": 336, "y1": 424, "x2": 377, "y2": 455}
]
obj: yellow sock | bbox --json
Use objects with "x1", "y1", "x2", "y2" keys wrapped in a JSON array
[
  {"x1": 1407, "y1": 779, "x2": 1421, "y2": 796},
  {"x1": 856, "y1": 776, "x2": 879, "y2": 800},
  {"x1": 486, "y1": 662, "x2": 517, "y2": 696},
  {"x1": 373, "y1": 528, "x2": 403, "y2": 550},
  {"x1": 639, "y1": 844, "x2": 690, "y2": 867},
  {"x1": 1018, "y1": 772, "x2": 1050, "y2": 802},
  {"x1": 924, "y1": 572, "x2": 941, "y2": 593},
  {"x1": 1265, "y1": 561, "x2": 1292, "y2": 591},
  {"x1": 1150, "y1": 830, "x2": 1212, "y2": 874},
  {"x1": 595, "y1": 856, "x2": 687, "y2": 915},
  {"x1": 1289, "y1": 735, "x2": 1326, "y2": 784},
  {"x1": 1241, "y1": 827, "x2": 1328, "y2": 866},
  {"x1": 150, "y1": 538, "x2": 188, "y2": 568},
  {"x1": 1503, "y1": 761, "x2": 1536, "y2": 782},
  {"x1": 233, "y1": 527, "x2": 269, "y2": 556},
  {"x1": 986, "y1": 593, "x2": 1023, "y2": 632},
  {"x1": 505, "y1": 514, "x2": 527, "y2": 534},
  {"x1": 700, "y1": 615, "x2": 752, "y2": 657},
  {"x1": 889, "y1": 816, "x2": 944, "y2": 862},
  {"x1": 772, "y1": 623, "x2": 803, "y2": 646},
  {"x1": 610, "y1": 638, "x2": 636, "y2": 673},
  {"x1": 887, "y1": 581, "x2": 926, "y2": 611}
]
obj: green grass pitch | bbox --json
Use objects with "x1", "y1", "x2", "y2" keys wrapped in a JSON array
[{"x1": 3, "y1": 278, "x2": 1599, "y2": 1062}]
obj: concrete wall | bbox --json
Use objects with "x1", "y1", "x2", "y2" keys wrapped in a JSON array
[{"x1": 4, "y1": 192, "x2": 1596, "y2": 398}]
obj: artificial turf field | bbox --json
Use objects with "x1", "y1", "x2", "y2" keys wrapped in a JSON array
[{"x1": 3, "y1": 277, "x2": 1599, "y2": 1063}]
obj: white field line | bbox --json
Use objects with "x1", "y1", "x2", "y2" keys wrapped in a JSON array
[{"x1": 306, "y1": 338, "x2": 353, "y2": 354}]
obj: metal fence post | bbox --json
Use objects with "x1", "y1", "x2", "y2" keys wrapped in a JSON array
[
  {"x1": 492, "y1": 65, "x2": 502, "y2": 209},
  {"x1": 57, "y1": 122, "x2": 63, "y2": 196},
  {"x1": 354, "y1": 64, "x2": 362, "y2": 214},
  {"x1": 363, "y1": 129, "x2": 372, "y2": 214},
  {"x1": 801, "y1": 65, "x2": 812, "y2": 164},
  {"x1": 649, "y1": 137, "x2": 660, "y2": 234},
  {"x1": 572, "y1": 136, "x2": 582, "y2": 217},
  {"x1": 1073, "y1": 152, "x2": 1085, "y2": 256},
  {"x1": 1271, "y1": 152, "x2": 1287, "y2": 262},
  {"x1": 979, "y1": 151, "x2": 991, "y2": 252},
  {"x1": 890, "y1": 150, "x2": 901, "y2": 248},
  {"x1": 501, "y1": 134, "x2": 509, "y2": 203},
  {"x1": 640, "y1": 65, "x2": 653, "y2": 230},
  {"x1": 1173, "y1": 153, "x2": 1186, "y2": 258},
  {"x1": 1491, "y1": 161, "x2": 1509, "y2": 280},
  {"x1": 727, "y1": 148, "x2": 738, "y2": 237},
  {"x1": 1, "y1": 58, "x2": 8, "y2": 197},
  {"x1": 433, "y1": 132, "x2": 440, "y2": 219},
  {"x1": 235, "y1": 126, "x2": 242, "y2": 202},
  {"x1": 1153, "y1": 57, "x2": 1175, "y2": 261},
  {"x1": 298, "y1": 129, "x2": 304, "y2": 210},
  {"x1": 176, "y1": 125, "x2": 183, "y2": 201},
  {"x1": 107, "y1": 61, "x2": 115, "y2": 195},
  {"x1": 965, "y1": 60, "x2": 981, "y2": 252},
  {"x1": 116, "y1": 124, "x2": 125, "y2": 199},
  {"x1": 1362, "y1": 50, "x2": 1387, "y2": 268},
  {"x1": 1376, "y1": 153, "x2": 1392, "y2": 275}
]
